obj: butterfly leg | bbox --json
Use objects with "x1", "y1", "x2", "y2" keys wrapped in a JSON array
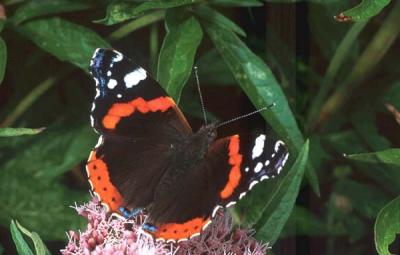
[{"x1": 118, "y1": 207, "x2": 143, "y2": 218}]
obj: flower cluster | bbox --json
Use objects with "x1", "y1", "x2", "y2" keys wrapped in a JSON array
[{"x1": 61, "y1": 197, "x2": 268, "y2": 255}]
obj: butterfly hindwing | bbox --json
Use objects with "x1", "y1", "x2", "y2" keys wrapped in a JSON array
[{"x1": 146, "y1": 133, "x2": 289, "y2": 242}]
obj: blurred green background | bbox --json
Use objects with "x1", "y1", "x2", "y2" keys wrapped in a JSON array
[{"x1": 0, "y1": 0, "x2": 399, "y2": 254}]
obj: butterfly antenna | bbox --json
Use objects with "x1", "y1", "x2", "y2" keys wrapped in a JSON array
[
  {"x1": 217, "y1": 103, "x2": 276, "y2": 128},
  {"x1": 194, "y1": 66, "x2": 208, "y2": 125}
]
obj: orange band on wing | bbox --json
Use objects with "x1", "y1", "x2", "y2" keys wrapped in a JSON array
[
  {"x1": 152, "y1": 217, "x2": 211, "y2": 241},
  {"x1": 220, "y1": 135, "x2": 242, "y2": 199},
  {"x1": 102, "y1": 96, "x2": 175, "y2": 129},
  {"x1": 87, "y1": 151, "x2": 123, "y2": 211}
]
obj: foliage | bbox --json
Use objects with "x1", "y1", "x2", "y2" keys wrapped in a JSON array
[
  {"x1": 374, "y1": 196, "x2": 400, "y2": 255},
  {"x1": 0, "y1": 0, "x2": 398, "y2": 254},
  {"x1": 10, "y1": 220, "x2": 50, "y2": 255}
]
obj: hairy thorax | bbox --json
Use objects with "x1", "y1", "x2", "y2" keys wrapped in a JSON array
[{"x1": 154, "y1": 124, "x2": 217, "y2": 198}]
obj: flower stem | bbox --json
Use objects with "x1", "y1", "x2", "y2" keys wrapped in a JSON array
[
  {"x1": 149, "y1": 23, "x2": 159, "y2": 74},
  {"x1": 107, "y1": 10, "x2": 165, "y2": 42},
  {"x1": 314, "y1": 1, "x2": 400, "y2": 130},
  {"x1": 306, "y1": 21, "x2": 368, "y2": 131},
  {"x1": 0, "y1": 68, "x2": 72, "y2": 127}
]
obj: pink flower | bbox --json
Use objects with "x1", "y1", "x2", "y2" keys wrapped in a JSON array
[{"x1": 61, "y1": 197, "x2": 268, "y2": 255}]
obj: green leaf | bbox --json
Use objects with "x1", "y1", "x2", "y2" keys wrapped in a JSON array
[
  {"x1": 0, "y1": 127, "x2": 44, "y2": 137},
  {"x1": 255, "y1": 140, "x2": 309, "y2": 244},
  {"x1": 0, "y1": 124, "x2": 93, "y2": 239},
  {"x1": 346, "y1": 149, "x2": 400, "y2": 167},
  {"x1": 308, "y1": 2, "x2": 357, "y2": 59},
  {"x1": 1, "y1": 124, "x2": 96, "y2": 179},
  {"x1": 194, "y1": 6, "x2": 246, "y2": 37},
  {"x1": 204, "y1": 20, "x2": 319, "y2": 195},
  {"x1": 340, "y1": 0, "x2": 391, "y2": 22},
  {"x1": 157, "y1": 9, "x2": 202, "y2": 102},
  {"x1": 11, "y1": 0, "x2": 91, "y2": 25},
  {"x1": 14, "y1": 221, "x2": 50, "y2": 255},
  {"x1": 375, "y1": 196, "x2": 400, "y2": 255},
  {"x1": 0, "y1": 37, "x2": 6, "y2": 85},
  {"x1": 107, "y1": 10, "x2": 165, "y2": 41},
  {"x1": 10, "y1": 220, "x2": 33, "y2": 255},
  {"x1": 17, "y1": 17, "x2": 110, "y2": 71},
  {"x1": 99, "y1": 0, "x2": 197, "y2": 25},
  {"x1": 209, "y1": 0, "x2": 263, "y2": 6},
  {"x1": 195, "y1": 49, "x2": 235, "y2": 86},
  {"x1": 204, "y1": 20, "x2": 302, "y2": 156}
]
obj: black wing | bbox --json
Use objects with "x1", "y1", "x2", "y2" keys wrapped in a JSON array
[
  {"x1": 87, "y1": 48, "x2": 192, "y2": 212},
  {"x1": 89, "y1": 48, "x2": 192, "y2": 138},
  {"x1": 146, "y1": 133, "x2": 289, "y2": 242}
]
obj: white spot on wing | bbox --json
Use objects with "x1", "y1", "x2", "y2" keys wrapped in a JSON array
[
  {"x1": 239, "y1": 192, "x2": 247, "y2": 200},
  {"x1": 124, "y1": 68, "x2": 147, "y2": 88},
  {"x1": 91, "y1": 103, "x2": 96, "y2": 111},
  {"x1": 93, "y1": 48, "x2": 100, "y2": 57},
  {"x1": 254, "y1": 162, "x2": 263, "y2": 173},
  {"x1": 249, "y1": 180, "x2": 259, "y2": 190},
  {"x1": 275, "y1": 140, "x2": 285, "y2": 152},
  {"x1": 226, "y1": 201, "x2": 236, "y2": 208},
  {"x1": 177, "y1": 238, "x2": 188, "y2": 243},
  {"x1": 107, "y1": 79, "x2": 118, "y2": 89},
  {"x1": 212, "y1": 206, "x2": 221, "y2": 217},
  {"x1": 277, "y1": 166, "x2": 283, "y2": 174},
  {"x1": 252, "y1": 134, "x2": 266, "y2": 159},
  {"x1": 190, "y1": 233, "x2": 200, "y2": 239},
  {"x1": 90, "y1": 116, "x2": 94, "y2": 127},
  {"x1": 202, "y1": 220, "x2": 212, "y2": 230},
  {"x1": 95, "y1": 88, "x2": 100, "y2": 98},
  {"x1": 260, "y1": 175, "x2": 269, "y2": 181},
  {"x1": 85, "y1": 165, "x2": 91, "y2": 178},
  {"x1": 107, "y1": 71, "x2": 111, "y2": 76},
  {"x1": 95, "y1": 136, "x2": 104, "y2": 148},
  {"x1": 283, "y1": 153, "x2": 289, "y2": 165},
  {"x1": 265, "y1": 160, "x2": 270, "y2": 166},
  {"x1": 117, "y1": 94, "x2": 122, "y2": 98},
  {"x1": 245, "y1": 167, "x2": 249, "y2": 172},
  {"x1": 113, "y1": 51, "x2": 123, "y2": 62}
]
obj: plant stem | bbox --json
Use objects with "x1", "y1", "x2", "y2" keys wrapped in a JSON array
[
  {"x1": 0, "y1": 68, "x2": 72, "y2": 127},
  {"x1": 315, "y1": 1, "x2": 400, "y2": 130},
  {"x1": 107, "y1": 10, "x2": 165, "y2": 42},
  {"x1": 307, "y1": 21, "x2": 368, "y2": 131},
  {"x1": 149, "y1": 23, "x2": 159, "y2": 74}
]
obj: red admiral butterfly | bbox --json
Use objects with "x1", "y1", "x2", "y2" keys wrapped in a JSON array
[{"x1": 86, "y1": 48, "x2": 289, "y2": 243}]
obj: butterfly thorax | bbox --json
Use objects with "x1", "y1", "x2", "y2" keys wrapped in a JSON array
[{"x1": 153, "y1": 124, "x2": 217, "y2": 200}]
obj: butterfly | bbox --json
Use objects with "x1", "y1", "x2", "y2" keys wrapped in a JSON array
[{"x1": 86, "y1": 48, "x2": 289, "y2": 243}]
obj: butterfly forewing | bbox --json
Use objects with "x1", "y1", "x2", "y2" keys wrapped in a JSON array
[
  {"x1": 89, "y1": 48, "x2": 192, "y2": 138},
  {"x1": 87, "y1": 48, "x2": 192, "y2": 212}
]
